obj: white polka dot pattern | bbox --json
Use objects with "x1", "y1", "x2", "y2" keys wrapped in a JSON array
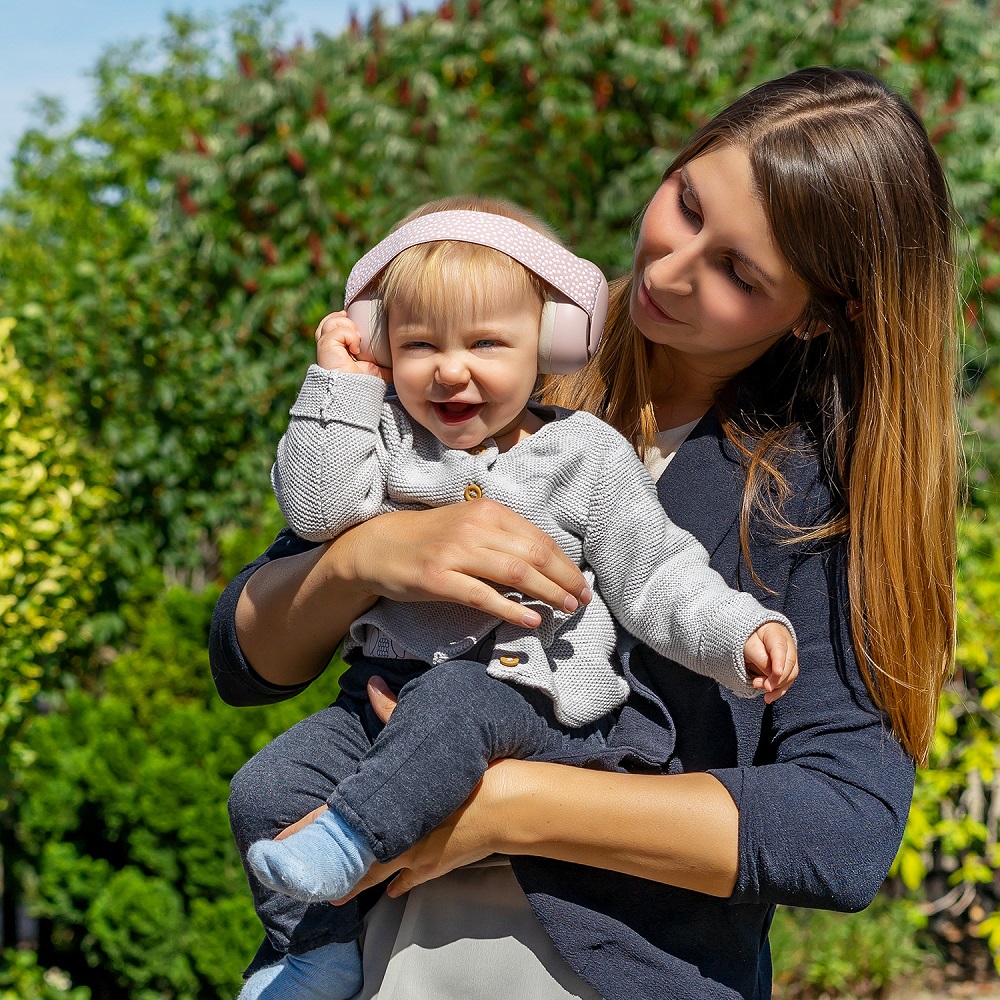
[{"x1": 344, "y1": 210, "x2": 606, "y2": 318}]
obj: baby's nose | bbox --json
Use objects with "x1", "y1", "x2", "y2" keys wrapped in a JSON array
[{"x1": 435, "y1": 357, "x2": 470, "y2": 384}]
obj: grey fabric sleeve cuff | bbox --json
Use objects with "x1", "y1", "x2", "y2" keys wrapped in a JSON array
[
  {"x1": 699, "y1": 598, "x2": 797, "y2": 698},
  {"x1": 288, "y1": 365, "x2": 387, "y2": 431}
]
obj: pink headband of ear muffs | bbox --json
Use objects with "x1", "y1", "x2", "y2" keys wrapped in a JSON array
[{"x1": 343, "y1": 209, "x2": 609, "y2": 374}]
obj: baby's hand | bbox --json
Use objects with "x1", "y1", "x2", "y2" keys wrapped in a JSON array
[
  {"x1": 314, "y1": 311, "x2": 389, "y2": 379},
  {"x1": 743, "y1": 622, "x2": 798, "y2": 704}
]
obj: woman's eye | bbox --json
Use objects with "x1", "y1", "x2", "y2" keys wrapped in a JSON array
[
  {"x1": 723, "y1": 259, "x2": 755, "y2": 295},
  {"x1": 677, "y1": 187, "x2": 701, "y2": 225}
]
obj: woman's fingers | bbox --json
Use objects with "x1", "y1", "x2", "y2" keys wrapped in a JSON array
[
  {"x1": 367, "y1": 676, "x2": 398, "y2": 724},
  {"x1": 341, "y1": 499, "x2": 590, "y2": 622},
  {"x1": 430, "y1": 500, "x2": 591, "y2": 609},
  {"x1": 276, "y1": 803, "x2": 328, "y2": 840},
  {"x1": 331, "y1": 763, "x2": 510, "y2": 905},
  {"x1": 333, "y1": 858, "x2": 405, "y2": 902}
]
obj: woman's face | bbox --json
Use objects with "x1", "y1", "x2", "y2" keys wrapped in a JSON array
[{"x1": 631, "y1": 144, "x2": 811, "y2": 381}]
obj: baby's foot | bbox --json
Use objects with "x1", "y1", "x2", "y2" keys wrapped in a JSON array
[
  {"x1": 248, "y1": 810, "x2": 375, "y2": 903},
  {"x1": 237, "y1": 939, "x2": 362, "y2": 1000}
]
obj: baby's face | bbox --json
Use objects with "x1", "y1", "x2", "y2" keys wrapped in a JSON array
[{"x1": 387, "y1": 292, "x2": 541, "y2": 452}]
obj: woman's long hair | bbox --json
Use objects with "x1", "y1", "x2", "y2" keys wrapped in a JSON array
[{"x1": 546, "y1": 68, "x2": 960, "y2": 765}]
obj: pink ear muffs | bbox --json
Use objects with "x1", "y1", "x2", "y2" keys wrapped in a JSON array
[{"x1": 343, "y1": 210, "x2": 609, "y2": 375}]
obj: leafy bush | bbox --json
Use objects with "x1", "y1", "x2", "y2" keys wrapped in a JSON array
[
  {"x1": 10, "y1": 581, "x2": 342, "y2": 998},
  {"x1": 0, "y1": 316, "x2": 115, "y2": 751},
  {"x1": 0, "y1": 950, "x2": 89, "y2": 1000},
  {"x1": 893, "y1": 497, "x2": 1000, "y2": 977},
  {"x1": 770, "y1": 897, "x2": 932, "y2": 998}
]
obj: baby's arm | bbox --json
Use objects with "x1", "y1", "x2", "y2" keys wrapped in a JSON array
[
  {"x1": 271, "y1": 314, "x2": 397, "y2": 542},
  {"x1": 582, "y1": 426, "x2": 797, "y2": 698}
]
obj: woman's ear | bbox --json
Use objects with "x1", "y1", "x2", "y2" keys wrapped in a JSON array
[{"x1": 791, "y1": 317, "x2": 831, "y2": 342}]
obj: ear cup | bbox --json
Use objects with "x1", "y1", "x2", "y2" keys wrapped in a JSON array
[
  {"x1": 537, "y1": 286, "x2": 609, "y2": 374},
  {"x1": 346, "y1": 295, "x2": 391, "y2": 368},
  {"x1": 537, "y1": 293, "x2": 592, "y2": 375}
]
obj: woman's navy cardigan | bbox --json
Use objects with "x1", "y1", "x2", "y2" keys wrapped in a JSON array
[{"x1": 209, "y1": 412, "x2": 916, "y2": 1000}]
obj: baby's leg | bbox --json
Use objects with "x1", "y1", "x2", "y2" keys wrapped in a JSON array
[
  {"x1": 230, "y1": 702, "x2": 374, "y2": 1000},
  {"x1": 248, "y1": 659, "x2": 569, "y2": 902}
]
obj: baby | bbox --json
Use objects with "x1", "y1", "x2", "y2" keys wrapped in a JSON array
[{"x1": 233, "y1": 195, "x2": 798, "y2": 1000}]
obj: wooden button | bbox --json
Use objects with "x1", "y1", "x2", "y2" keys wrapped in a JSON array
[
  {"x1": 463, "y1": 483, "x2": 483, "y2": 501},
  {"x1": 468, "y1": 445, "x2": 487, "y2": 456},
  {"x1": 499, "y1": 655, "x2": 520, "y2": 667}
]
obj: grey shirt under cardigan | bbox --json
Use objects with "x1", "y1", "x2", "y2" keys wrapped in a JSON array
[
  {"x1": 210, "y1": 410, "x2": 916, "y2": 999},
  {"x1": 270, "y1": 365, "x2": 791, "y2": 726}
]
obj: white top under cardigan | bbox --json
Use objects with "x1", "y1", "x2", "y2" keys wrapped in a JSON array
[{"x1": 271, "y1": 366, "x2": 793, "y2": 726}]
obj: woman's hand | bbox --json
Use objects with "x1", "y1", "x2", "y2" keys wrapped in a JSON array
[
  {"x1": 271, "y1": 677, "x2": 509, "y2": 902},
  {"x1": 277, "y1": 676, "x2": 739, "y2": 904},
  {"x1": 337, "y1": 499, "x2": 592, "y2": 629},
  {"x1": 236, "y1": 498, "x2": 591, "y2": 685},
  {"x1": 336, "y1": 769, "x2": 506, "y2": 901}
]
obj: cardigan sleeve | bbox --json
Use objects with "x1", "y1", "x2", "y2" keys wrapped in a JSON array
[
  {"x1": 208, "y1": 527, "x2": 326, "y2": 706},
  {"x1": 706, "y1": 462, "x2": 916, "y2": 912},
  {"x1": 270, "y1": 365, "x2": 395, "y2": 542},
  {"x1": 581, "y1": 428, "x2": 794, "y2": 697}
]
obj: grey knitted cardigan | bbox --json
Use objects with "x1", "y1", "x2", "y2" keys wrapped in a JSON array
[{"x1": 271, "y1": 366, "x2": 794, "y2": 727}]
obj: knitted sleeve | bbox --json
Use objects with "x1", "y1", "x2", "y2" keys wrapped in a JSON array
[
  {"x1": 582, "y1": 424, "x2": 794, "y2": 696},
  {"x1": 270, "y1": 366, "x2": 395, "y2": 542}
]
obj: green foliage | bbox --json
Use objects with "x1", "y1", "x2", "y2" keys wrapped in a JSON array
[
  {"x1": 2, "y1": 0, "x2": 1000, "y2": 996},
  {"x1": 3, "y1": 0, "x2": 999, "y2": 576},
  {"x1": 0, "y1": 316, "x2": 116, "y2": 750},
  {"x1": 10, "y1": 582, "x2": 342, "y2": 998},
  {"x1": 895, "y1": 495, "x2": 1000, "y2": 971},
  {"x1": 0, "y1": 950, "x2": 89, "y2": 1000},
  {"x1": 770, "y1": 897, "x2": 931, "y2": 998}
]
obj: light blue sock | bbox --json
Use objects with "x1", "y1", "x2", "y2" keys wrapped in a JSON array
[
  {"x1": 237, "y1": 939, "x2": 362, "y2": 1000},
  {"x1": 247, "y1": 809, "x2": 375, "y2": 904}
]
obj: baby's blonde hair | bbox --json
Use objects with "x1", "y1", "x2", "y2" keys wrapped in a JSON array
[{"x1": 377, "y1": 196, "x2": 558, "y2": 333}]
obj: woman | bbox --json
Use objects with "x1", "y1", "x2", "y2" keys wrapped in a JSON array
[{"x1": 211, "y1": 67, "x2": 959, "y2": 999}]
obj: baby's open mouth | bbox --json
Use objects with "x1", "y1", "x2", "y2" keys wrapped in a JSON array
[{"x1": 433, "y1": 402, "x2": 483, "y2": 424}]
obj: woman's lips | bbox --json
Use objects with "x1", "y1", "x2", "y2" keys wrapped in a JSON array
[
  {"x1": 432, "y1": 401, "x2": 484, "y2": 424},
  {"x1": 638, "y1": 282, "x2": 682, "y2": 324}
]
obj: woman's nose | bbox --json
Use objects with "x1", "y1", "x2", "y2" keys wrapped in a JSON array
[{"x1": 646, "y1": 243, "x2": 696, "y2": 297}]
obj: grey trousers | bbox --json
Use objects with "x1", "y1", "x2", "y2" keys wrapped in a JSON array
[{"x1": 228, "y1": 655, "x2": 616, "y2": 966}]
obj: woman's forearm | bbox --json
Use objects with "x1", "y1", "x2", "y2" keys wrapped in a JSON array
[
  {"x1": 236, "y1": 537, "x2": 376, "y2": 685},
  {"x1": 493, "y1": 760, "x2": 740, "y2": 897}
]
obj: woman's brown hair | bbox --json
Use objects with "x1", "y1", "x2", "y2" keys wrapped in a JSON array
[{"x1": 546, "y1": 68, "x2": 959, "y2": 765}]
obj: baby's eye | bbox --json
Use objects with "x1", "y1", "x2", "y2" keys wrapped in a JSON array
[
  {"x1": 473, "y1": 339, "x2": 501, "y2": 349},
  {"x1": 400, "y1": 341, "x2": 434, "y2": 351}
]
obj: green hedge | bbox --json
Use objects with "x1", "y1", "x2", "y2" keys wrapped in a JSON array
[
  {"x1": 10, "y1": 578, "x2": 343, "y2": 997},
  {"x1": 2, "y1": 0, "x2": 1000, "y2": 994}
]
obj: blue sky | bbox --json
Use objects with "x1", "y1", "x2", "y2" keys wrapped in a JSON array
[{"x1": 0, "y1": 0, "x2": 435, "y2": 187}]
